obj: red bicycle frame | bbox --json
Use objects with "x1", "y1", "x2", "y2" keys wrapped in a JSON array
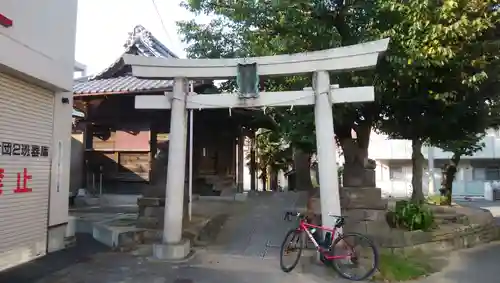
[{"x1": 297, "y1": 219, "x2": 353, "y2": 260}]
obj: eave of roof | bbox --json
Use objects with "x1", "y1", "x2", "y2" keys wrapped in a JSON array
[{"x1": 73, "y1": 75, "x2": 173, "y2": 96}]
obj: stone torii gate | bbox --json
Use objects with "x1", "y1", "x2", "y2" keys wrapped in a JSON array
[{"x1": 124, "y1": 38, "x2": 389, "y2": 260}]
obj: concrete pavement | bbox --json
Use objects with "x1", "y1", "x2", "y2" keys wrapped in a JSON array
[
  {"x1": 1, "y1": 191, "x2": 350, "y2": 283},
  {"x1": 4, "y1": 234, "x2": 499, "y2": 283},
  {"x1": 2, "y1": 194, "x2": 500, "y2": 283},
  {"x1": 412, "y1": 241, "x2": 500, "y2": 283},
  {"x1": 455, "y1": 198, "x2": 500, "y2": 224},
  {"x1": 410, "y1": 199, "x2": 500, "y2": 283},
  {"x1": 207, "y1": 191, "x2": 304, "y2": 258}
]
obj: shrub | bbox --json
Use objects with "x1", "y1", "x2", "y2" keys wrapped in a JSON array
[{"x1": 386, "y1": 200, "x2": 435, "y2": 231}]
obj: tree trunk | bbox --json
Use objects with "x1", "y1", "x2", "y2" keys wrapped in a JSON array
[
  {"x1": 270, "y1": 167, "x2": 278, "y2": 191},
  {"x1": 411, "y1": 138, "x2": 425, "y2": 202},
  {"x1": 260, "y1": 167, "x2": 267, "y2": 191},
  {"x1": 440, "y1": 154, "x2": 460, "y2": 206},
  {"x1": 293, "y1": 148, "x2": 313, "y2": 192},
  {"x1": 250, "y1": 132, "x2": 256, "y2": 191}
]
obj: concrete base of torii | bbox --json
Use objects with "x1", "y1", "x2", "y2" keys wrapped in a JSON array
[{"x1": 152, "y1": 239, "x2": 192, "y2": 261}]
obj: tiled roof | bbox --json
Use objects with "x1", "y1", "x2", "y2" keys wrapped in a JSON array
[
  {"x1": 73, "y1": 25, "x2": 176, "y2": 96},
  {"x1": 73, "y1": 76, "x2": 172, "y2": 95}
]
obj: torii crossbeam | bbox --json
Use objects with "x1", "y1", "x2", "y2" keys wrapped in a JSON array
[{"x1": 123, "y1": 38, "x2": 390, "y2": 260}]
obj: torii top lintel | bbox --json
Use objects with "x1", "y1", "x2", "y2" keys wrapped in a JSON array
[{"x1": 123, "y1": 38, "x2": 390, "y2": 80}]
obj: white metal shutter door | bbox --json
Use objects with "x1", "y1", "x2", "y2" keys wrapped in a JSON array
[{"x1": 0, "y1": 73, "x2": 53, "y2": 271}]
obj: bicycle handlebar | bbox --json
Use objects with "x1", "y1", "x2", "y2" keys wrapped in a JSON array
[
  {"x1": 284, "y1": 211, "x2": 349, "y2": 228},
  {"x1": 283, "y1": 211, "x2": 302, "y2": 221}
]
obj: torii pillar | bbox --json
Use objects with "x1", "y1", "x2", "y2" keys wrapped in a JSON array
[{"x1": 125, "y1": 38, "x2": 390, "y2": 260}]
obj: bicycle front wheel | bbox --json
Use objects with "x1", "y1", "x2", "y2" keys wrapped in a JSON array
[
  {"x1": 330, "y1": 232, "x2": 378, "y2": 281},
  {"x1": 279, "y1": 229, "x2": 304, "y2": 272}
]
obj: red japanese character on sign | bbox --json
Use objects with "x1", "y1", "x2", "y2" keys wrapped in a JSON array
[
  {"x1": 0, "y1": 168, "x2": 4, "y2": 195},
  {"x1": 14, "y1": 168, "x2": 32, "y2": 193}
]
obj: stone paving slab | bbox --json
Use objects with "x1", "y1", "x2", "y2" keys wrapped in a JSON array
[{"x1": 208, "y1": 192, "x2": 304, "y2": 258}]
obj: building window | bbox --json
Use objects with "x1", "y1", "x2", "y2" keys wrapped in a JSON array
[
  {"x1": 472, "y1": 167, "x2": 485, "y2": 180},
  {"x1": 486, "y1": 167, "x2": 500, "y2": 181},
  {"x1": 473, "y1": 167, "x2": 500, "y2": 181},
  {"x1": 389, "y1": 166, "x2": 404, "y2": 180}
]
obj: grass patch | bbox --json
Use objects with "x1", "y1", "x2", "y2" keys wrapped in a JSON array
[
  {"x1": 426, "y1": 194, "x2": 445, "y2": 205},
  {"x1": 372, "y1": 251, "x2": 436, "y2": 282}
]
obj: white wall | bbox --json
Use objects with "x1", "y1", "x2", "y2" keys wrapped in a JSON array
[
  {"x1": 376, "y1": 160, "x2": 493, "y2": 198},
  {"x1": 0, "y1": 0, "x2": 78, "y2": 91},
  {"x1": 369, "y1": 130, "x2": 500, "y2": 160},
  {"x1": 0, "y1": 0, "x2": 78, "y2": 226},
  {"x1": 74, "y1": 61, "x2": 87, "y2": 78},
  {"x1": 49, "y1": 90, "x2": 75, "y2": 226}
]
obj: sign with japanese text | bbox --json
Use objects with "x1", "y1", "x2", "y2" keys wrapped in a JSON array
[
  {"x1": 1, "y1": 141, "x2": 50, "y2": 157},
  {"x1": 0, "y1": 168, "x2": 33, "y2": 195},
  {"x1": 0, "y1": 140, "x2": 50, "y2": 195}
]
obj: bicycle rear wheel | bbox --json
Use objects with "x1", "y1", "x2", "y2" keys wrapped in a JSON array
[
  {"x1": 279, "y1": 229, "x2": 304, "y2": 272},
  {"x1": 330, "y1": 232, "x2": 378, "y2": 281}
]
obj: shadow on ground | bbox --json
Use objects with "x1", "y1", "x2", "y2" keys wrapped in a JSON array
[{"x1": 0, "y1": 234, "x2": 110, "y2": 283}]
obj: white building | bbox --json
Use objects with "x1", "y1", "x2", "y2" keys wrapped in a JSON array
[
  {"x1": 74, "y1": 61, "x2": 87, "y2": 78},
  {"x1": 370, "y1": 130, "x2": 500, "y2": 198},
  {"x1": 0, "y1": 0, "x2": 78, "y2": 271}
]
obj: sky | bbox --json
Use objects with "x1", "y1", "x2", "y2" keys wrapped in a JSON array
[{"x1": 75, "y1": 0, "x2": 211, "y2": 76}]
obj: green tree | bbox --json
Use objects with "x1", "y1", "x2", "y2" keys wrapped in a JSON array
[
  {"x1": 177, "y1": 0, "x2": 500, "y2": 203},
  {"x1": 373, "y1": 0, "x2": 500, "y2": 202},
  {"x1": 177, "y1": 0, "x2": 383, "y2": 192},
  {"x1": 433, "y1": 135, "x2": 485, "y2": 205},
  {"x1": 431, "y1": 70, "x2": 500, "y2": 205},
  {"x1": 250, "y1": 129, "x2": 292, "y2": 191}
]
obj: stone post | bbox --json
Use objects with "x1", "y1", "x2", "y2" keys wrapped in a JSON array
[
  {"x1": 237, "y1": 129, "x2": 244, "y2": 192},
  {"x1": 153, "y1": 77, "x2": 191, "y2": 260},
  {"x1": 313, "y1": 71, "x2": 341, "y2": 231}
]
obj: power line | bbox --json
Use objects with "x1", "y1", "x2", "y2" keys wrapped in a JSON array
[{"x1": 151, "y1": 0, "x2": 181, "y2": 55}]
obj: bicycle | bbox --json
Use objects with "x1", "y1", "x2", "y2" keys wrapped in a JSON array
[{"x1": 280, "y1": 211, "x2": 379, "y2": 281}]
